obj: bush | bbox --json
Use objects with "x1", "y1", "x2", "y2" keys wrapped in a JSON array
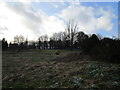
[{"x1": 90, "y1": 39, "x2": 120, "y2": 63}]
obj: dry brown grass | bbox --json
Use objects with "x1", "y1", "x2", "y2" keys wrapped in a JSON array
[{"x1": 2, "y1": 49, "x2": 120, "y2": 88}]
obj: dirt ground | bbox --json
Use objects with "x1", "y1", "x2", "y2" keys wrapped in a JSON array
[{"x1": 2, "y1": 49, "x2": 120, "y2": 88}]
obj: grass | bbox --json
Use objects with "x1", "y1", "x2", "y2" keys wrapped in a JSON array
[{"x1": 2, "y1": 49, "x2": 120, "y2": 88}]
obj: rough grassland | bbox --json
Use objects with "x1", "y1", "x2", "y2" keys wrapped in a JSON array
[{"x1": 2, "y1": 49, "x2": 120, "y2": 88}]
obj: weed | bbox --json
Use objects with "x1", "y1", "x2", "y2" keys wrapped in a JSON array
[
  {"x1": 72, "y1": 77, "x2": 84, "y2": 88},
  {"x1": 50, "y1": 82, "x2": 60, "y2": 88}
]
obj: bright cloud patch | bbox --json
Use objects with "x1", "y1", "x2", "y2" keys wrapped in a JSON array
[
  {"x1": 0, "y1": 2, "x2": 65, "y2": 42},
  {"x1": 58, "y1": 5, "x2": 115, "y2": 34}
]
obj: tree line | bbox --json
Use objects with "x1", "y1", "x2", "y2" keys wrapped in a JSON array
[{"x1": 1, "y1": 20, "x2": 120, "y2": 63}]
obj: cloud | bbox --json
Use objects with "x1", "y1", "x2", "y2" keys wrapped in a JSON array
[
  {"x1": 58, "y1": 5, "x2": 116, "y2": 34},
  {"x1": 0, "y1": 2, "x2": 65, "y2": 42},
  {"x1": 0, "y1": 1, "x2": 117, "y2": 42},
  {"x1": 0, "y1": 2, "x2": 41, "y2": 41}
]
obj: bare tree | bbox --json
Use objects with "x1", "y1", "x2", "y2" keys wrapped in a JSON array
[
  {"x1": 38, "y1": 35, "x2": 48, "y2": 49},
  {"x1": 44, "y1": 35, "x2": 48, "y2": 42},
  {"x1": 39, "y1": 35, "x2": 48, "y2": 42},
  {"x1": 14, "y1": 35, "x2": 25, "y2": 45},
  {"x1": 52, "y1": 33, "x2": 59, "y2": 41},
  {"x1": 52, "y1": 32, "x2": 67, "y2": 41},
  {"x1": 65, "y1": 20, "x2": 79, "y2": 48}
]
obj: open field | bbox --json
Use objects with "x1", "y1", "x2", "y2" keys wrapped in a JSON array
[{"x1": 2, "y1": 49, "x2": 120, "y2": 88}]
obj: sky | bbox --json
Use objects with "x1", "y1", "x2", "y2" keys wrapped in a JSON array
[{"x1": 0, "y1": 1, "x2": 118, "y2": 42}]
